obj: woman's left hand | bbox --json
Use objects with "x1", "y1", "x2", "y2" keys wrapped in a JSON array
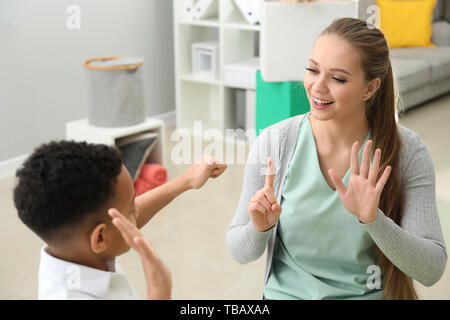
[{"x1": 328, "y1": 140, "x2": 392, "y2": 224}]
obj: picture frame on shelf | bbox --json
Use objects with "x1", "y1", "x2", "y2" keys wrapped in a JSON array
[{"x1": 192, "y1": 41, "x2": 220, "y2": 80}]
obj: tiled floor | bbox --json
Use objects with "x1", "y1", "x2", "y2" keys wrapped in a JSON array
[{"x1": 1, "y1": 93, "x2": 449, "y2": 300}]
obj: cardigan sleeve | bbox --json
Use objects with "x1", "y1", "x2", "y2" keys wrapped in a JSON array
[
  {"x1": 226, "y1": 129, "x2": 273, "y2": 264},
  {"x1": 360, "y1": 131, "x2": 447, "y2": 287}
]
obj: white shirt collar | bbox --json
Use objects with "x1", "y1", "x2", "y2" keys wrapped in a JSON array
[{"x1": 38, "y1": 245, "x2": 139, "y2": 299}]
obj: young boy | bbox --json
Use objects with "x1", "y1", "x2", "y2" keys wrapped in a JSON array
[{"x1": 13, "y1": 140, "x2": 226, "y2": 299}]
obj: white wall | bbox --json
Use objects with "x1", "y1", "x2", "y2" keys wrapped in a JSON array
[{"x1": 0, "y1": 0, "x2": 174, "y2": 162}]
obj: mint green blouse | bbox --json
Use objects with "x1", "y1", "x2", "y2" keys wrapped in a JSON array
[{"x1": 264, "y1": 116, "x2": 383, "y2": 300}]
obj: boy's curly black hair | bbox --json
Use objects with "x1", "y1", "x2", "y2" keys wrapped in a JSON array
[{"x1": 13, "y1": 140, "x2": 122, "y2": 243}]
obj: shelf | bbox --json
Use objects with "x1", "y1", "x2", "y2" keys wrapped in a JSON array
[
  {"x1": 178, "y1": 19, "x2": 220, "y2": 28},
  {"x1": 223, "y1": 83, "x2": 251, "y2": 90},
  {"x1": 222, "y1": 22, "x2": 261, "y2": 31},
  {"x1": 180, "y1": 74, "x2": 221, "y2": 85}
]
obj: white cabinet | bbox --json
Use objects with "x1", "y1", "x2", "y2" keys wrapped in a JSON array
[
  {"x1": 174, "y1": 0, "x2": 260, "y2": 135},
  {"x1": 260, "y1": 0, "x2": 367, "y2": 82},
  {"x1": 66, "y1": 118, "x2": 165, "y2": 166}
]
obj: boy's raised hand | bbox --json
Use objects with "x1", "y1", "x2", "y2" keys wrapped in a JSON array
[
  {"x1": 248, "y1": 157, "x2": 282, "y2": 232},
  {"x1": 183, "y1": 155, "x2": 227, "y2": 190},
  {"x1": 108, "y1": 208, "x2": 172, "y2": 300}
]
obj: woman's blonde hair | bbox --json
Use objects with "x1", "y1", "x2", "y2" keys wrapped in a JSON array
[{"x1": 320, "y1": 17, "x2": 418, "y2": 300}]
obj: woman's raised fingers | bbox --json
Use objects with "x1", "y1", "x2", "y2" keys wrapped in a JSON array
[
  {"x1": 328, "y1": 168, "x2": 347, "y2": 196},
  {"x1": 375, "y1": 165, "x2": 392, "y2": 194},
  {"x1": 350, "y1": 141, "x2": 359, "y2": 176},
  {"x1": 360, "y1": 140, "x2": 372, "y2": 179},
  {"x1": 263, "y1": 185, "x2": 277, "y2": 205},
  {"x1": 368, "y1": 148, "x2": 381, "y2": 186},
  {"x1": 250, "y1": 201, "x2": 268, "y2": 215},
  {"x1": 260, "y1": 195, "x2": 274, "y2": 214}
]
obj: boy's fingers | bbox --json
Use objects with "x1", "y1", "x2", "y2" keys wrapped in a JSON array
[
  {"x1": 112, "y1": 218, "x2": 135, "y2": 247},
  {"x1": 265, "y1": 157, "x2": 275, "y2": 188},
  {"x1": 210, "y1": 166, "x2": 226, "y2": 178},
  {"x1": 211, "y1": 163, "x2": 226, "y2": 173},
  {"x1": 108, "y1": 208, "x2": 122, "y2": 218},
  {"x1": 134, "y1": 237, "x2": 159, "y2": 265},
  {"x1": 110, "y1": 210, "x2": 133, "y2": 231},
  {"x1": 109, "y1": 208, "x2": 140, "y2": 244},
  {"x1": 214, "y1": 163, "x2": 227, "y2": 170}
]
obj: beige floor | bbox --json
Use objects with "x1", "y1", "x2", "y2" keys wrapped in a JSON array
[{"x1": 1, "y1": 93, "x2": 450, "y2": 300}]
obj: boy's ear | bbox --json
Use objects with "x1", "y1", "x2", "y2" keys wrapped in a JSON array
[{"x1": 90, "y1": 223, "x2": 107, "y2": 254}]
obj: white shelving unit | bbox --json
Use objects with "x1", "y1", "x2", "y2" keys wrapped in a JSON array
[{"x1": 174, "y1": 0, "x2": 260, "y2": 137}]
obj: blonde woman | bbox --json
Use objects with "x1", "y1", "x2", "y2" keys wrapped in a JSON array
[{"x1": 226, "y1": 18, "x2": 447, "y2": 300}]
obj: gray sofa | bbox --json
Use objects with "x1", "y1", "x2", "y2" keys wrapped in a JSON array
[{"x1": 389, "y1": 0, "x2": 450, "y2": 112}]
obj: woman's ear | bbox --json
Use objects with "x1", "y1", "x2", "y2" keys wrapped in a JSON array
[
  {"x1": 364, "y1": 77, "x2": 381, "y2": 101},
  {"x1": 90, "y1": 223, "x2": 107, "y2": 254}
]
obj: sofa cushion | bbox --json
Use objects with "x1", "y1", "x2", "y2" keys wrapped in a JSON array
[
  {"x1": 390, "y1": 56, "x2": 432, "y2": 92},
  {"x1": 390, "y1": 47, "x2": 450, "y2": 82},
  {"x1": 377, "y1": 0, "x2": 436, "y2": 48},
  {"x1": 432, "y1": 21, "x2": 450, "y2": 46}
]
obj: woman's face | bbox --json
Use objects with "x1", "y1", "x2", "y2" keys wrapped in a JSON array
[{"x1": 303, "y1": 34, "x2": 374, "y2": 122}]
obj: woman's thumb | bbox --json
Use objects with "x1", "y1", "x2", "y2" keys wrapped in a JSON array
[{"x1": 272, "y1": 203, "x2": 282, "y2": 215}]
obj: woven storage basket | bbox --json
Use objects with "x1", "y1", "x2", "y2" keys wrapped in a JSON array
[{"x1": 82, "y1": 56, "x2": 145, "y2": 127}]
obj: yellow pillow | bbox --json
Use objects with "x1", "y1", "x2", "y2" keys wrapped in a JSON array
[{"x1": 377, "y1": 0, "x2": 437, "y2": 48}]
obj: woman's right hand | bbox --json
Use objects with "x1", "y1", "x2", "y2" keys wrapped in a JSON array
[{"x1": 248, "y1": 157, "x2": 282, "y2": 232}]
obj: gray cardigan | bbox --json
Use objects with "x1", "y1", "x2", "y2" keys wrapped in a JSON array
[{"x1": 226, "y1": 113, "x2": 447, "y2": 288}]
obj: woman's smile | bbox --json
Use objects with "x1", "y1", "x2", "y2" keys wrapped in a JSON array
[{"x1": 311, "y1": 95, "x2": 335, "y2": 110}]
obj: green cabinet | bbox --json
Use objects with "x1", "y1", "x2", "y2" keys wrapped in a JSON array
[{"x1": 256, "y1": 70, "x2": 310, "y2": 134}]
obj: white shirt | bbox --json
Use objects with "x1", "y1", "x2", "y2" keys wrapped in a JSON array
[{"x1": 38, "y1": 246, "x2": 140, "y2": 300}]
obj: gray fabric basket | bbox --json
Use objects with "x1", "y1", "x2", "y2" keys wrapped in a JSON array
[{"x1": 82, "y1": 56, "x2": 146, "y2": 127}]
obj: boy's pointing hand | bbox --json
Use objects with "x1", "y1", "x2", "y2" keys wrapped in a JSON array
[{"x1": 184, "y1": 155, "x2": 227, "y2": 190}]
